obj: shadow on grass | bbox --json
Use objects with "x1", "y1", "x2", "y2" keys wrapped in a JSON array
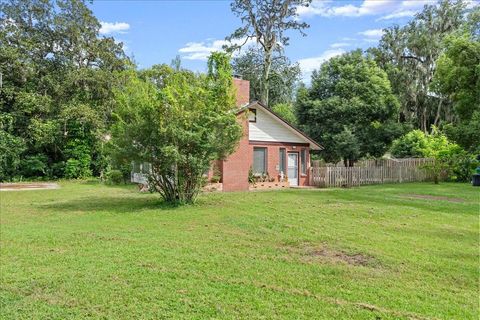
[{"x1": 40, "y1": 195, "x2": 179, "y2": 214}]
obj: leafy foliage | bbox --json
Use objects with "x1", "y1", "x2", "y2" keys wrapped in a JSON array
[
  {"x1": 390, "y1": 130, "x2": 431, "y2": 158},
  {"x1": 391, "y1": 128, "x2": 475, "y2": 182},
  {"x1": 392, "y1": 128, "x2": 462, "y2": 158},
  {"x1": 0, "y1": 115, "x2": 26, "y2": 180},
  {"x1": 296, "y1": 50, "x2": 403, "y2": 165},
  {"x1": 431, "y1": 10, "x2": 480, "y2": 152},
  {"x1": 0, "y1": 0, "x2": 128, "y2": 181},
  {"x1": 111, "y1": 53, "x2": 242, "y2": 204},
  {"x1": 271, "y1": 103, "x2": 297, "y2": 125},
  {"x1": 106, "y1": 169, "x2": 125, "y2": 185}
]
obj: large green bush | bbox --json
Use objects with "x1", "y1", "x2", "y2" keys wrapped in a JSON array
[
  {"x1": 111, "y1": 53, "x2": 242, "y2": 204},
  {"x1": 106, "y1": 169, "x2": 125, "y2": 185},
  {"x1": 390, "y1": 130, "x2": 430, "y2": 158},
  {"x1": 391, "y1": 128, "x2": 477, "y2": 182},
  {"x1": 20, "y1": 155, "x2": 48, "y2": 177},
  {"x1": 391, "y1": 128, "x2": 459, "y2": 158}
]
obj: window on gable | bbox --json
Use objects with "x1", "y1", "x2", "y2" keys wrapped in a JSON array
[
  {"x1": 248, "y1": 108, "x2": 257, "y2": 122},
  {"x1": 253, "y1": 147, "x2": 267, "y2": 175}
]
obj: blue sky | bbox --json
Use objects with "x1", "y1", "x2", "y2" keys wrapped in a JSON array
[{"x1": 89, "y1": 0, "x2": 477, "y2": 81}]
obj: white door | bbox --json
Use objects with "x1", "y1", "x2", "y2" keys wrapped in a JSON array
[{"x1": 288, "y1": 153, "x2": 298, "y2": 186}]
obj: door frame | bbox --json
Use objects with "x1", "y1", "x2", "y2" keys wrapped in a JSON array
[{"x1": 287, "y1": 151, "x2": 299, "y2": 186}]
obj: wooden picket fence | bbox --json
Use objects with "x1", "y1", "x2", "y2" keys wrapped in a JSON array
[{"x1": 310, "y1": 158, "x2": 434, "y2": 188}]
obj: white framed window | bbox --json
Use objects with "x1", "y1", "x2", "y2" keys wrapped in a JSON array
[{"x1": 253, "y1": 147, "x2": 267, "y2": 174}]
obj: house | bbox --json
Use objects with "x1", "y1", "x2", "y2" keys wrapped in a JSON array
[
  {"x1": 210, "y1": 78, "x2": 322, "y2": 191},
  {"x1": 131, "y1": 78, "x2": 322, "y2": 191}
]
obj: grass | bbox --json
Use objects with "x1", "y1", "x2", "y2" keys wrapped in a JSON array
[{"x1": 0, "y1": 182, "x2": 478, "y2": 319}]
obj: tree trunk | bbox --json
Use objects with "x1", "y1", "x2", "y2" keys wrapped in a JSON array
[
  {"x1": 261, "y1": 49, "x2": 272, "y2": 105},
  {"x1": 434, "y1": 98, "x2": 443, "y2": 127}
]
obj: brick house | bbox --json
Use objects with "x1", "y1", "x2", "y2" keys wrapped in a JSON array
[{"x1": 212, "y1": 78, "x2": 322, "y2": 191}]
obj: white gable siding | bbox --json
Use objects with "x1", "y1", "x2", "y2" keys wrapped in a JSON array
[{"x1": 249, "y1": 108, "x2": 304, "y2": 143}]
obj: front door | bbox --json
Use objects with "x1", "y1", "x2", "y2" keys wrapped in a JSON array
[{"x1": 287, "y1": 153, "x2": 298, "y2": 186}]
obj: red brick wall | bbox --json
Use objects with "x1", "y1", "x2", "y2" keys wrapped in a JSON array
[
  {"x1": 221, "y1": 112, "x2": 251, "y2": 191},
  {"x1": 249, "y1": 142, "x2": 310, "y2": 186},
  {"x1": 233, "y1": 78, "x2": 250, "y2": 107}
]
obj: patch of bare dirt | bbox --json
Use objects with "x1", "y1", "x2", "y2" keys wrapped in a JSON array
[
  {"x1": 402, "y1": 193, "x2": 465, "y2": 203},
  {"x1": 0, "y1": 182, "x2": 59, "y2": 191},
  {"x1": 281, "y1": 242, "x2": 378, "y2": 267},
  {"x1": 308, "y1": 248, "x2": 374, "y2": 267}
]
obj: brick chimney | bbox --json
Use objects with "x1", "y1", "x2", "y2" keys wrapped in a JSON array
[{"x1": 233, "y1": 77, "x2": 250, "y2": 107}]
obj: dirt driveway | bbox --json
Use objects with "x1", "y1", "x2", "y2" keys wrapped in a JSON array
[{"x1": 0, "y1": 183, "x2": 60, "y2": 191}]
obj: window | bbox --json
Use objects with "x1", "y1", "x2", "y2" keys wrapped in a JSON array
[
  {"x1": 300, "y1": 149, "x2": 307, "y2": 175},
  {"x1": 253, "y1": 147, "x2": 267, "y2": 175},
  {"x1": 248, "y1": 108, "x2": 257, "y2": 122},
  {"x1": 279, "y1": 148, "x2": 286, "y2": 174}
]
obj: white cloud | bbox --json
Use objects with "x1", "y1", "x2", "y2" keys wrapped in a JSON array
[
  {"x1": 297, "y1": 49, "x2": 345, "y2": 81},
  {"x1": 377, "y1": 10, "x2": 417, "y2": 20},
  {"x1": 297, "y1": 0, "x2": 436, "y2": 19},
  {"x1": 358, "y1": 29, "x2": 384, "y2": 38},
  {"x1": 178, "y1": 37, "x2": 257, "y2": 61},
  {"x1": 330, "y1": 42, "x2": 349, "y2": 48},
  {"x1": 99, "y1": 22, "x2": 130, "y2": 35}
]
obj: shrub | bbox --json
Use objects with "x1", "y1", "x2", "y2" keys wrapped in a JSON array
[
  {"x1": 392, "y1": 128, "x2": 475, "y2": 183},
  {"x1": 111, "y1": 53, "x2": 242, "y2": 204},
  {"x1": 442, "y1": 150, "x2": 479, "y2": 182},
  {"x1": 106, "y1": 169, "x2": 124, "y2": 185},
  {"x1": 64, "y1": 139, "x2": 93, "y2": 179},
  {"x1": 20, "y1": 154, "x2": 48, "y2": 177},
  {"x1": 248, "y1": 167, "x2": 255, "y2": 185},
  {"x1": 391, "y1": 128, "x2": 460, "y2": 159},
  {"x1": 65, "y1": 159, "x2": 92, "y2": 179},
  {"x1": 50, "y1": 161, "x2": 65, "y2": 179},
  {"x1": 210, "y1": 175, "x2": 220, "y2": 183},
  {"x1": 390, "y1": 130, "x2": 429, "y2": 158}
]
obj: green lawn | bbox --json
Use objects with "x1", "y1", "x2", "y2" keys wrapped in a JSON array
[{"x1": 1, "y1": 182, "x2": 478, "y2": 319}]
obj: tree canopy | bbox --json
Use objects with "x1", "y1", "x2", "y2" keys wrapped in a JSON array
[
  {"x1": 296, "y1": 50, "x2": 403, "y2": 165},
  {"x1": 369, "y1": 0, "x2": 468, "y2": 132},
  {"x1": 431, "y1": 8, "x2": 480, "y2": 152},
  {"x1": 0, "y1": 0, "x2": 129, "y2": 181}
]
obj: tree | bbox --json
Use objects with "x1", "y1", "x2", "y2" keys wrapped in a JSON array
[
  {"x1": 369, "y1": 0, "x2": 467, "y2": 132},
  {"x1": 431, "y1": 8, "x2": 480, "y2": 152},
  {"x1": 111, "y1": 53, "x2": 242, "y2": 204},
  {"x1": 271, "y1": 103, "x2": 297, "y2": 124},
  {"x1": 296, "y1": 50, "x2": 403, "y2": 166},
  {"x1": 0, "y1": 0, "x2": 128, "y2": 180},
  {"x1": 0, "y1": 114, "x2": 25, "y2": 181},
  {"x1": 231, "y1": 47, "x2": 301, "y2": 106},
  {"x1": 227, "y1": 0, "x2": 310, "y2": 106}
]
